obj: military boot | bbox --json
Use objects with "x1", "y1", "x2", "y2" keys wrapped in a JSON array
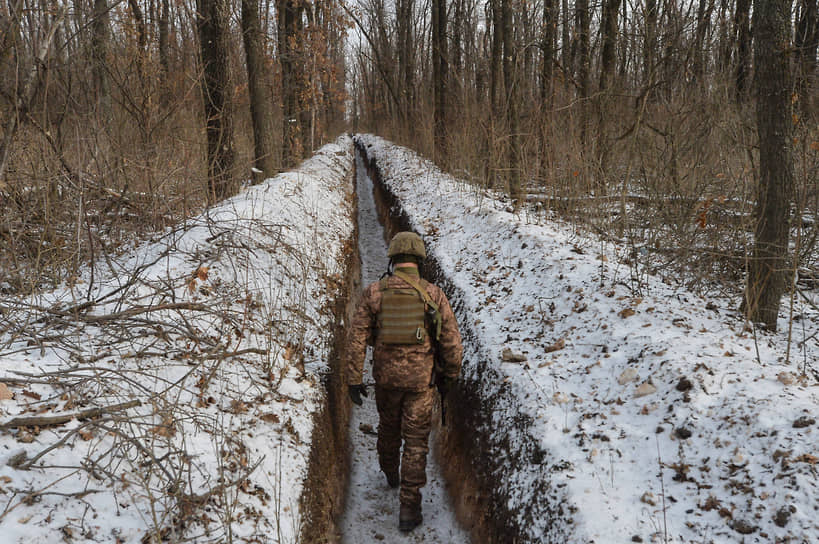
[{"x1": 398, "y1": 504, "x2": 423, "y2": 532}]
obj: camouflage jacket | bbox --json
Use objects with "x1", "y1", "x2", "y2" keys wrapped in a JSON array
[{"x1": 346, "y1": 269, "x2": 463, "y2": 391}]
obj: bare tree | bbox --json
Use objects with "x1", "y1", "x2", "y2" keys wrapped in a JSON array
[
  {"x1": 745, "y1": 0, "x2": 795, "y2": 330},
  {"x1": 279, "y1": 0, "x2": 303, "y2": 167},
  {"x1": 197, "y1": 0, "x2": 236, "y2": 203},
  {"x1": 432, "y1": 0, "x2": 448, "y2": 159},
  {"x1": 91, "y1": 0, "x2": 111, "y2": 117},
  {"x1": 242, "y1": 0, "x2": 277, "y2": 178},
  {"x1": 734, "y1": 0, "x2": 751, "y2": 101}
]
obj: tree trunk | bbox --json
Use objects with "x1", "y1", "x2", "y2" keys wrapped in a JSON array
[
  {"x1": 561, "y1": 0, "x2": 570, "y2": 94},
  {"x1": 644, "y1": 0, "x2": 657, "y2": 86},
  {"x1": 397, "y1": 0, "x2": 414, "y2": 123},
  {"x1": 159, "y1": 0, "x2": 170, "y2": 77},
  {"x1": 576, "y1": 0, "x2": 590, "y2": 147},
  {"x1": 540, "y1": 0, "x2": 556, "y2": 182},
  {"x1": 502, "y1": 0, "x2": 521, "y2": 204},
  {"x1": 278, "y1": 0, "x2": 302, "y2": 167},
  {"x1": 242, "y1": 0, "x2": 276, "y2": 179},
  {"x1": 599, "y1": 0, "x2": 621, "y2": 92},
  {"x1": 541, "y1": 0, "x2": 555, "y2": 106},
  {"x1": 91, "y1": 0, "x2": 111, "y2": 117},
  {"x1": 197, "y1": 0, "x2": 236, "y2": 203},
  {"x1": 796, "y1": 0, "x2": 818, "y2": 106},
  {"x1": 734, "y1": 0, "x2": 751, "y2": 101},
  {"x1": 491, "y1": 0, "x2": 503, "y2": 114},
  {"x1": 745, "y1": 0, "x2": 794, "y2": 331},
  {"x1": 718, "y1": 0, "x2": 733, "y2": 74},
  {"x1": 692, "y1": 0, "x2": 714, "y2": 84},
  {"x1": 432, "y1": 0, "x2": 447, "y2": 160}
]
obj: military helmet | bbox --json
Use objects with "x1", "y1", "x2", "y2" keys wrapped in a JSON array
[{"x1": 387, "y1": 231, "x2": 426, "y2": 259}]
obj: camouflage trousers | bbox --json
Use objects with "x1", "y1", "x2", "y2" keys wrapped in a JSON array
[{"x1": 375, "y1": 386, "x2": 435, "y2": 511}]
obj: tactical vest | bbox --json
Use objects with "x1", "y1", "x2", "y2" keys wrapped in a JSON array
[{"x1": 377, "y1": 277, "x2": 429, "y2": 345}]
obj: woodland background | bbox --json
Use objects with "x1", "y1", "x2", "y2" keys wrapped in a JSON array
[{"x1": 1, "y1": 0, "x2": 818, "y2": 328}]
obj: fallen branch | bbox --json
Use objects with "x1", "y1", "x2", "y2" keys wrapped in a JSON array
[{"x1": 0, "y1": 399, "x2": 141, "y2": 429}]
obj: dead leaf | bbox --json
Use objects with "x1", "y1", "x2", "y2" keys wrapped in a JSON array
[
  {"x1": 544, "y1": 338, "x2": 565, "y2": 353},
  {"x1": 0, "y1": 383, "x2": 12, "y2": 400},
  {"x1": 618, "y1": 367, "x2": 638, "y2": 385},
  {"x1": 619, "y1": 308, "x2": 636, "y2": 319},
  {"x1": 260, "y1": 413, "x2": 280, "y2": 424},
  {"x1": 794, "y1": 454, "x2": 819, "y2": 465},
  {"x1": 634, "y1": 382, "x2": 657, "y2": 398},
  {"x1": 78, "y1": 429, "x2": 94, "y2": 441},
  {"x1": 501, "y1": 348, "x2": 527, "y2": 362},
  {"x1": 196, "y1": 266, "x2": 209, "y2": 281},
  {"x1": 229, "y1": 400, "x2": 248, "y2": 414}
]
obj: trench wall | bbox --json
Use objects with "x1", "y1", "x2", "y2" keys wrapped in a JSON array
[
  {"x1": 356, "y1": 139, "x2": 573, "y2": 544},
  {"x1": 298, "y1": 148, "x2": 360, "y2": 544}
]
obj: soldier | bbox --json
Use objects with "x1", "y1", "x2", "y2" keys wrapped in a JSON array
[{"x1": 346, "y1": 231, "x2": 463, "y2": 532}]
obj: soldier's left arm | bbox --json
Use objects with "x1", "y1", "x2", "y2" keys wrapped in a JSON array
[{"x1": 434, "y1": 289, "x2": 463, "y2": 378}]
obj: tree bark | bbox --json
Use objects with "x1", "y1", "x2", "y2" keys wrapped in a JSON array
[
  {"x1": 576, "y1": 0, "x2": 590, "y2": 147},
  {"x1": 734, "y1": 0, "x2": 751, "y2": 101},
  {"x1": 242, "y1": 0, "x2": 277, "y2": 179},
  {"x1": 491, "y1": 0, "x2": 503, "y2": 114},
  {"x1": 541, "y1": 0, "x2": 556, "y2": 106},
  {"x1": 197, "y1": 0, "x2": 236, "y2": 203},
  {"x1": 599, "y1": 0, "x2": 621, "y2": 92},
  {"x1": 91, "y1": 0, "x2": 111, "y2": 117},
  {"x1": 278, "y1": 0, "x2": 302, "y2": 167},
  {"x1": 692, "y1": 0, "x2": 714, "y2": 84},
  {"x1": 432, "y1": 0, "x2": 447, "y2": 160},
  {"x1": 644, "y1": 0, "x2": 657, "y2": 86},
  {"x1": 796, "y1": 0, "x2": 818, "y2": 105},
  {"x1": 745, "y1": 0, "x2": 794, "y2": 330},
  {"x1": 158, "y1": 0, "x2": 171, "y2": 77},
  {"x1": 502, "y1": 0, "x2": 521, "y2": 204},
  {"x1": 397, "y1": 0, "x2": 414, "y2": 123}
]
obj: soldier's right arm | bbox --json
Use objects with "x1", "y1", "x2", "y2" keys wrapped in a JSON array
[{"x1": 346, "y1": 283, "x2": 378, "y2": 385}]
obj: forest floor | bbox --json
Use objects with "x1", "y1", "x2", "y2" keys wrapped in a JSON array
[{"x1": 338, "y1": 154, "x2": 470, "y2": 542}]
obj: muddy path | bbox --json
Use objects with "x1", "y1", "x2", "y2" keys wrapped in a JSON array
[{"x1": 338, "y1": 153, "x2": 470, "y2": 543}]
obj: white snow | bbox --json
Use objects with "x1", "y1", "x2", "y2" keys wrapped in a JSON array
[
  {"x1": 0, "y1": 136, "x2": 356, "y2": 543},
  {"x1": 356, "y1": 134, "x2": 819, "y2": 543},
  {"x1": 339, "y1": 152, "x2": 470, "y2": 543}
]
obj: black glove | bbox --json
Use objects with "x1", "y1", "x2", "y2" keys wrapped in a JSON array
[
  {"x1": 348, "y1": 384, "x2": 368, "y2": 406},
  {"x1": 436, "y1": 376, "x2": 456, "y2": 396}
]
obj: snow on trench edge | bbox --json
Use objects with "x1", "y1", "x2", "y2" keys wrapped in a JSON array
[
  {"x1": 0, "y1": 136, "x2": 356, "y2": 543},
  {"x1": 355, "y1": 133, "x2": 819, "y2": 544}
]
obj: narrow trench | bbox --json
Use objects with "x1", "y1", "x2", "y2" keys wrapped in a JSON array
[{"x1": 338, "y1": 152, "x2": 471, "y2": 543}]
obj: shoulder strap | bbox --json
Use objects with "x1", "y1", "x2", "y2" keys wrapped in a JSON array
[{"x1": 393, "y1": 270, "x2": 442, "y2": 340}]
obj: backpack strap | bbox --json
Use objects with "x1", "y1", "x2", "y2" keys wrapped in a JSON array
[{"x1": 392, "y1": 270, "x2": 442, "y2": 341}]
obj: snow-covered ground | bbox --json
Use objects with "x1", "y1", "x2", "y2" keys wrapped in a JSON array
[
  {"x1": 339, "y1": 153, "x2": 470, "y2": 543},
  {"x1": 357, "y1": 134, "x2": 819, "y2": 543},
  {"x1": 0, "y1": 137, "x2": 356, "y2": 543}
]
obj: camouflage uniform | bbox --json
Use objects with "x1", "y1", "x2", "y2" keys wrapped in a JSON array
[{"x1": 346, "y1": 267, "x2": 463, "y2": 514}]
